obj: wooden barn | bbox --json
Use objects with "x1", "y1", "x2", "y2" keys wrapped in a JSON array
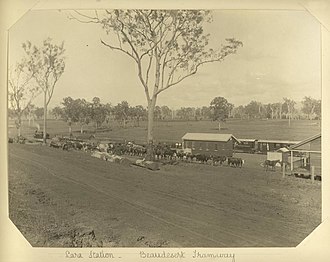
[
  {"x1": 289, "y1": 133, "x2": 321, "y2": 179},
  {"x1": 182, "y1": 133, "x2": 239, "y2": 157}
]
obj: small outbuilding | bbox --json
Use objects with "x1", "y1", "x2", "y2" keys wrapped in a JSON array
[
  {"x1": 182, "y1": 133, "x2": 239, "y2": 157},
  {"x1": 289, "y1": 133, "x2": 321, "y2": 179},
  {"x1": 267, "y1": 147, "x2": 290, "y2": 163}
]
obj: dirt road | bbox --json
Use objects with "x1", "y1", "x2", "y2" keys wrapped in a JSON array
[{"x1": 8, "y1": 144, "x2": 321, "y2": 247}]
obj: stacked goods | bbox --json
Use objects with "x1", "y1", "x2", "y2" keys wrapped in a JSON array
[
  {"x1": 134, "y1": 159, "x2": 160, "y2": 171},
  {"x1": 91, "y1": 151, "x2": 133, "y2": 165}
]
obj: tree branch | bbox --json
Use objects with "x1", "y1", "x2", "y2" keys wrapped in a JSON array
[
  {"x1": 68, "y1": 10, "x2": 100, "y2": 24},
  {"x1": 157, "y1": 57, "x2": 227, "y2": 95},
  {"x1": 100, "y1": 39, "x2": 138, "y2": 63},
  {"x1": 145, "y1": 54, "x2": 153, "y2": 87}
]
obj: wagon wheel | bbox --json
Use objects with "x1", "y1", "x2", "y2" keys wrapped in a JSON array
[{"x1": 62, "y1": 143, "x2": 69, "y2": 151}]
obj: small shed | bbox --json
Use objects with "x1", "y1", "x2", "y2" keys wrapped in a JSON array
[
  {"x1": 267, "y1": 147, "x2": 289, "y2": 162},
  {"x1": 289, "y1": 133, "x2": 321, "y2": 178},
  {"x1": 182, "y1": 133, "x2": 239, "y2": 157}
]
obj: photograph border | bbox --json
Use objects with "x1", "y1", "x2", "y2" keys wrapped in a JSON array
[{"x1": 1, "y1": 0, "x2": 329, "y2": 261}]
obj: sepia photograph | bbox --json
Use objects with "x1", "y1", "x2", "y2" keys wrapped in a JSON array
[{"x1": 5, "y1": 4, "x2": 324, "y2": 251}]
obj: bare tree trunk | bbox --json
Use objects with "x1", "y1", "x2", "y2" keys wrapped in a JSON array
[
  {"x1": 69, "y1": 123, "x2": 72, "y2": 137},
  {"x1": 80, "y1": 125, "x2": 84, "y2": 134},
  {"x1": 17, "y1": 118, "x2": 21, "y2": 137},
  {"x1": 218, "y1": 121, "x2": 221, "y2": 131},
  {"x1": 288, "y1": 109, "x2": 291, "y2": 127},
  {"x1": 146, "y1": 97, "x2": 157, "y2": 160},
  {"x1": 43, "y1": 92, "x2": 47, "y2": 145},
  {"x1": 309, "y1": 106, "x2": 315, "y2": 120},
  {"x1": 16, "y1": 114, "x2": 22, "y2": 137},
  {"x1": 288, "y1": 115, "x2": 291, "y2": 126}
]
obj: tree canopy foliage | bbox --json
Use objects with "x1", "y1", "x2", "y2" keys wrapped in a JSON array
[
  {"x1": 22, "y1": 38, "x2": 66, "y2": 143},
  {"x1": 70, "y1": 9, "x2": 243, "y2": 154},
  {"x1": 8, "y1": 61, "x2": 39, "y2": 136},
  {"x1": 210, "y1": 96, "x2": 233, "y2": 121},
  {"x1": 71, "y1": 10, "x2": 242, "y2": 100},
  {"x1": 22, "y1": 38, "x2": 66, "y2": 106}
]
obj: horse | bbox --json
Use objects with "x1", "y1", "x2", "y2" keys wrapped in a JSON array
[{"x1": 228, "y1": 157, "x2": 243, "y2": 168}]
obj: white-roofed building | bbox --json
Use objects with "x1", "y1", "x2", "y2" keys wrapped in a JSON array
[{"x1": 182, "y1": 133, "x2": 239, "y2": 157}]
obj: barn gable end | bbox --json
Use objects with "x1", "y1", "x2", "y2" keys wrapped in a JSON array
[{"x1": 289, "y1": 133, "x2": 321, "y2": 177}]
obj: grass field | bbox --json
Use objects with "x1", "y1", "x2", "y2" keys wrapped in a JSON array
[
  {"x1": 8, "y1": 118, "x2": 321, "y2": 144},
  {"x1": 7, "y1": 118, "x2": 322, "y2": 247}
]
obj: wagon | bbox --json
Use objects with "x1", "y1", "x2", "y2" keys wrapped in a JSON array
[
  {"x1": 235, "y1": 139, "x2": 258, "y2": 153},
  {"x1": 49, "y1": 137, "x2": 73, "y2": 150},
  {"x1": 33, "y1": 131, "x2": 50, "y2": 139},
  {"x1": 234, "y1": 139, "x2": 300, "y2": 154}
]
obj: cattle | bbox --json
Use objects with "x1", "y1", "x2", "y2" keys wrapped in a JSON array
[
  {"x1": 82, "y1": 142, "x2": 97, "y2": 152},
  {"x1": 113, "y1": 143, "x2": 126, "y2": 155},
  {"x1": 175, "y1": 151, "x2": 193, "y2": 162},
  {"x1": 212, "y1": 155, "x2": 227, "y2": 166},
  {"x1": 227, "y1": 157, "x2": 243, "y2": 168},
  {"x1": 264, "y1": 160, "x2": 280, "y2": 171},
  {"x1": 72, "y1": 141, "x2": 84, "y2": 150},
  {"x1": 125, "y1": 143, "x2": 147, "y2": 157},
  {"x1": 194, "y1": 154, "x2": 209, "y2": 164},
  {"x1": 163, "y1": 147, "x2": 175, "y2": 159},
  {"x1": 176, "y1": 150, "x2": 185, "y2": 161}
]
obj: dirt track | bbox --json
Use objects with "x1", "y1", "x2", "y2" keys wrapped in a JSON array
[{"x1": 8, "y1": 144, "x2": 321, "y2": 247}]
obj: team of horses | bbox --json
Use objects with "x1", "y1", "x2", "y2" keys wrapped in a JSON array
[
  {"x1": 49, "y1": 137, "x2": 245, "y2": 168},
  {"x1": 38, "y1": 136, "x2": 286, "y2": 171}
]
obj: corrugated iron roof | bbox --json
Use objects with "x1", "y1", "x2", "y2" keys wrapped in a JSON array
[
  {"x1": 182, "y1": 133, "x2": 239, "y2": 143},
  {"x1": 238, "y1": 138, "x2": 257, "y2": 142},
  {"x1": 258, "y1": 139, "x2": 300, "y2": 144},
  {"x1": 290, "y1": 133, "x2": 321, "y2": 150}
]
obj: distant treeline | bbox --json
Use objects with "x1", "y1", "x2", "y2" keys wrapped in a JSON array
[{"x1": 8, "y1": 95, "x2": 321, "y2": 133}]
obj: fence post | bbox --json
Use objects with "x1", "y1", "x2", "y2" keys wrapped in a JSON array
[
  {"x1": 311, "y1": 166, "x2": 315, "y2": 183},
  {"x1": 282, "y1": 162, "x2": 286, "y2": 178}
]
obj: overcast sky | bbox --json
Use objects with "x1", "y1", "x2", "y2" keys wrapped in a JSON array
[{"x1": 9, "y1": 9, "x2": 321, "y2": 109}]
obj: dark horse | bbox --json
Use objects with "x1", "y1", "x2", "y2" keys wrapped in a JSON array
[{"x1": 264, "y1": 160, "x2": 280, "y2": 171}]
